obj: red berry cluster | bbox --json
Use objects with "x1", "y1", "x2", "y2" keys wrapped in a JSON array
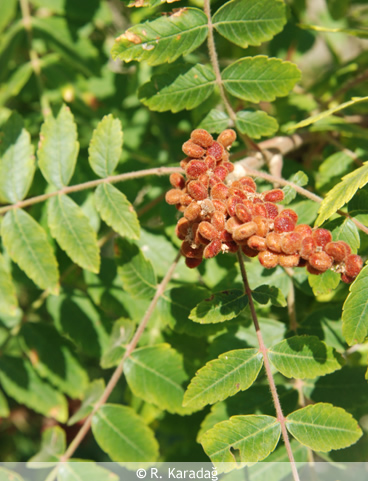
[{"x1": 165, "y1": 129, "x2": 363, "y2": 283}]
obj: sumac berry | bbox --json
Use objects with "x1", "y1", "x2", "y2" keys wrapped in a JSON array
[
  {"x1": 309, "y1": 252, "x2": 333, "y2": 272},
  {"x1": 266, "y1": 232, "x2": 283, "y2": 253},
  {"x1": 312, "y1": 228, "x2": 332, "y2": 248},
  {"x1": 176, "y1": 218, "x2": 190, "y2": 240},
  {"x1": 232, "y1": 222, "x2": 257, "y2": 242},
  {"x1": 204, "y1": 239, "x2": 222, "y2": 258},
  {"x1": 185, "y1": 257, "x2": 202, "y2": 268},
  {"x1": 274, "y1": 214, "x2": 296, "y2": 233},
  {"x1": 259, "y1": 250, "x2": 279, "y2": 269},
  {"x1": 187, "y1": 181, "x2": 208, "y2": 201},
  {"x1": 264, "y1": 202, "x2": 279, "y2": 219},
  {"x1": 300, "y1": 236, "x2": 316, "y2": 259},
  {"x1": 294, "y1": 224, "x2": 313, "y2": 237},
  {"x1": 211, "y1": 199, "x2": 227, "y2": 214},
  {"x1": 180, "y1": 193, "x2": 193, "y2": 206},
  {"x1": 279, "y1": 209, "x2": 298, "y2": 223},
  {"x1": 227, "y1": 195, "x2": 243, "y2": 217},
  {"x1": 235, "y1": 204, "x2": 252, "y2": 223},
  {"x1": 184, "y1": 202, "x2": 201, "y2": 221},
  {"x1": 217, "y1": 129, "x2": 236, "y2": 148},
  {"x1": 241, "y1": 244, "x2": 259, "y2": 258},
  {"x1": 165, "y1": 189, "x2": 182, "y2": 205},
  {"x1": 190, "y1": 129, "x2": 214, "y2": 148},
  {"x1": 207, "y1": 141, "x2": 224, "y2": 161},
  {"x1": 186, "y1": 159, "x2": 207, "y2": 179},
  {"x1": 253, "y1": 216, "x2": 269, "y2": 237},
  {"x1": 281, "y1": 232, "x2": 302, "y2": 255},
  {"x1": 169, "y1": 173, "x2": 185, "y2": 189},
  {"x1": 205, "y1": 155, "x2": 216, "y2": 170},
  {"x1": 345, "y1": 254, "x2": 363, "y2": 278},
  {"x1": 181, "y1": 241, "x2": 204, "y2": 259},
  {"x1": 198, "y1": 221, "x2": 219, "y2": 241},
  {"x1": 225, "y1": 216, "x2": 242, "y2": 234},
  {"x1": 325, "y1": 241, "x2": 350, "y2": 263},
  {"x1": 182, "y1": 140, "x2": 206, "y2": 158},
  {"x1": 278, "y1": 254, "x2": 300, "y2": 268},
  {"x1": 247, "y1": 235, "x2": 267, "y2": 252},
  {"x1": 211, "y1": 211, "x2": 225, "y2": 231},
  {"x1": 213, "y1": 166, "x2": 228, "y2": 181},
  {"x1": 239, "y1": 177, "x2": 256, "y2": 191},
  {"x1": 264, "y1": 189, "x2": 284, "y2": 203},
  {"x1": 211, "y1": 183, "x2": 229, "y2": 200}
]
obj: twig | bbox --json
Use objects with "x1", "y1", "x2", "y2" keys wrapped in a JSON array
[
  {"x1": 61, "y1": 251, "x2": 182, "y2": 461},
  {"x1": 237, "y1": 251, "x2": 301, "y2": 481},
  {"x1": 327, "y1": 135, "x2": 364, "y2": 167},
  {"x1": 202, "y1": 0, "x2": 265, "y2": 156},
  {"x1": 0, "y1": 166, "x2": 182, "y2": 215},
  {"x1": 19, "y1": 0, "x2": 51, "y2": 117}
]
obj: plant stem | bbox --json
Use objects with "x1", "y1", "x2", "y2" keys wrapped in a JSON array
[
  {"x1": 19, "y1": 0, "x2": 51, "y2": 117},
  {"x1": 237, "y1": 251, "x2": 301, "y2": 481},
  {"x1": 0, "y1": 166, "x2": 181, "y2": 215},
  {"x1": 61, "y1": 251, "x2": 182, "y2": 461},
  {"x1": 202, "y1": 0, "x2": 265, "y2": 156}
]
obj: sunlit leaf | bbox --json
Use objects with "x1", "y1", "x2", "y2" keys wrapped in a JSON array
[
  {"x1": 95, "y1": 184, "x2": 140, "y2": 240},
  {"x1": 0, "y1": 112, "x2": 34, "y2": 203},
  {"x1": 68, "y1": 379, "x2": 105, "y2": 425},
  {"x1": 268, "y1": 335, "x2": 343, "y2": 379},
  {"x1": 252, "y1": 285, "x2": 287, "y2": 307},
  {"x1": 0, "y1": 253, "x2": 18, "y2": 316},
  {"x1": 286, "y1": 403, "x2": 362, "y2": 451},
  {"x1": 201, "y1": 415, "x2": 281, "y2": 471},
  {"x1": 198, "y1": 110, "x2": 230, "y2": 133},
  {"x1": 308, "y1": 269, "x2": 340, "y2": 297},
  {"x1": 1, "y1": 209, "x2": 59, "y2": 292},
  {"x1": 111, "y1": 8, "x2": 207, "y2": 66},
  {"x1": 38, "y1": 104, "x2": 79, "y2": 188},
  {"x1": 342, "y1": 265, "x2": 368, "y2": 345},
  {"x1": 235, "y1": 110, "x2": 278, "y2": 139},
  {"x1": 299, "y1": 23, "x2": 368, "y2": 40},
  {"x1": 183, "y1": 348, "x2": 263, "y2": 409},
  {"x1": 48, "y1": 194, "x2": 100, "y2": 273},
  {"x1": 88, "y1": 114, "x2": 123, "y2": 178},
  {"x1": 100, "y1": 318, "x2": 135, "y2": 369},
  {"x1": 92, "y1": 404, "x2": 159, "y2": 462}
]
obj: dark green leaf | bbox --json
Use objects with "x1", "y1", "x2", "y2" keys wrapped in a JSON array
[
  {"x1": 281, "y1": 171, "x2": 309, "y2": 205},
  {"x1": 0, "y1": 390, "x2": 9, "y2": 417},
  {"x1": 115, "y1": 238, "x2": 156, "y2": 299},
  {"x1": 252, "y1": 285, "x2": 287, "y2": 307},
  {"x1": 189, "y1": 289, "x2": 248, "y2": 324},
  {"x1": 48, "y1": 194, "x2": 100, "y2": 273},
  {"x1": 139, "y1": 63, "x2": 216, "y2": 112},
  {"x1": 1, "y1": 209, "x2": 59, "y2": 293},
  {"x1": 222, "y1": 56, "x2": 301, "y2": 103},
  {"x1": 20, "y1": 323, "x2": 89, "y2": 399},
  {"x1": 213, "y1": 0, "x2": 286, "y2": 48},
  {"x1": 38, "y1": 104, "x2": 79, "y2": 188},
  {"x1": 28, "y1": 426, "x2": 66, "y2": 464},
  {"x1": 92, "y1": 404, "x2": 159, "y2": 461},
  {"x1": 0, "y1": 253, "x2": 18, "y2": 317},
  {"x1": 95, "y1": 184, "x2": 140, "y2": 240},
  {"x1": 100, "y1": 318, "x2": 135, "y2": 368},
  {"x1": 111, "y1": 8, "x2": 208, "y2": 66},
  {"x1": 0, "y1": 356, "x2": 67, "y2": 422}
]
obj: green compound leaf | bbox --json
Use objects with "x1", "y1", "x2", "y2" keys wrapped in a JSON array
[
  {"x1": 20, "y1": 323, "x2": 89, "y2": 399},
  {"x1": 1, "y1": 209, "x2": 59, "y2": 293},
  {"x1": 201, "y1": 415, "x2": 281, "y2": 471},
  {"x1": 0, "y1": 253, "x2": 18, "y2": 317},
  {"x1": 138, "y1": 63, "x2": 216, "y2": 113},
  {"x1": 222, "y1": 56, "x2": 301, "y2": 103},
  {"x1": 252, "y1": 285, "x2": 287, "y2": 307},
  {"x1": 315, "y1": 162, "x2": 368, "y2": 226},
  {"x1": 92, "y1": 404, "x2": 159, "y2": 462},
  {"x1": 0, "y1": 112, "x2": 34, "y2": 203},
  {"x1": 111, "y1": 8, "x2": 208, "y2": 66},
  {"x1": 38, "y1": 104, "x2": 79, "y2": 189},
  {"x1": 48, "y1": 194, "x2": 100, "y2": 273},
  {"x1": 183, "y1": 348, "x2": 263, "y2": 409},
  {"x1": 125, "y1": 343, "x2": 191, "y2": 415},
  {"x1": 331, "y1": 218, "x2": 360, "y2": 253},
  {"x1": 88, "y1": 114, "x2": 123, "y2": 178},
  {"x1": 100, "y1": 318, "x2": 135, "y2": 369},
  {"x1": 115, "y1": 238, "x2": 157, "y2": 299},
  {"x1": 286, "y1": 403, "x2": 362, "y2": 452},
  {"x1": 198, "y1": 110, "x2": 230, "y2": 133},
  {"x1": 28, "y1": 426, "x2": 66, "y2": 464},
  {"x1": 308, "y1": 269, "x2": 340, "y2": 297},
  {"x1": 68, "y1": 379, "x2": 105, "y2": 425},
  {"x1": 95, "y1": 184, "x2": 140, "y2": 240},
  {"x1": 289, "y1": 96, "x2": 368, "y2": 131},
  {"x1": 342, "y1": 265, "x2": 368, "y2": 345},
  {"x1": 213, "y1": 0, "x2": 286, "y2": 48},
  {"x1": 58, "y1": 462, "x2": 119, "y2": 481},
  {"x1": 268, "y1": 336, "x2": 344, "y2": 379},
  {"x1": 235, "y1": 110, "x2": 278, "y2": 139},
  {"x1": 189, "y1": 289, "x2": 248, "y2": 324},
  {"x1": 0, "y1": 356, "x2": 67, "y2": 422}
]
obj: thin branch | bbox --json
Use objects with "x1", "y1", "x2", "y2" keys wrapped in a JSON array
[
  {"x1": 0, "y1": 166, "x2": 181, "y2": 215},
  {"x1": 237, "y1": 251, "x2": 301, "y2": 481},
  {"x1": 61, "y1": 251, "x2": 182, "y2": 461},
  {"x1": 19, "y1": 0, "x2": 51, "y2": 117},
  {"x1": 202, "y1": 0, "x2": 265, "y2": 156}
]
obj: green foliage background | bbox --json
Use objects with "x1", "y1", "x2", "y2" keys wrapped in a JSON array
[{"x1": 0, "y1": 0, "x2": 368, "y2": 470}]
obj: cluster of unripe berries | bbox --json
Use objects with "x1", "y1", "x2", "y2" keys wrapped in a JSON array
[{"x1": 165, "y1": 129, "x2": 363, "y2": 283}]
